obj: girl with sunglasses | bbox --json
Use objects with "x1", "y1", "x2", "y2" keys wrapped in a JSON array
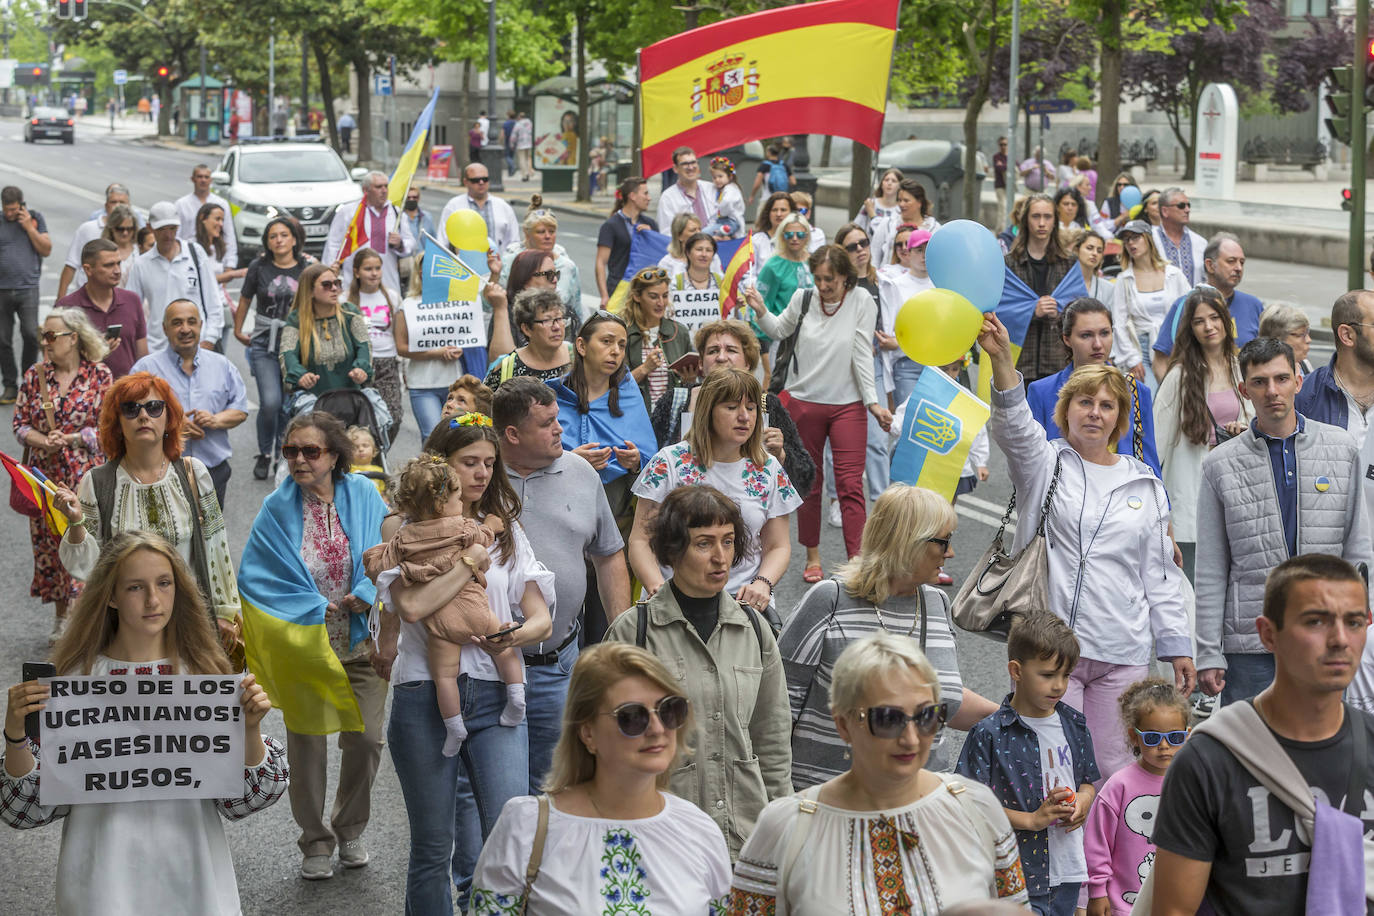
[
  {"x1": 605, "y1": 485, "x2": 791, "y2": 859},
  {"x1": 55, "y1": 372, "x2": 242, "y2": 637},
  {"x1": 1085, "y1": 678, "x2": 1190, "y2": 916},
  {"x1": 730, "y1": 631, "x2": 1029, "y2": 912},
  {"x1": 469, "y1": 642, "x2": 730, "y2": 914},
  {"x1": 97, "y1": 202, "x2": 139, "y2": 288},
  {"x1": 13, "y1": 308, "x2": 113, "y2": 643},
  {"x1": 279, "y1": 262, "x2": 373, "y2": 409},
  {"x1": 753, "y1": 212, "x2": 815, "y2": 337},
  {"x1": 624, "y1": 265, "x2": 692, "y2": 408}
]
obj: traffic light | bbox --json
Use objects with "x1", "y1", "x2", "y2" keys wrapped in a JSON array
[
  {"x1": 15, "y1": 64, "x2": 48, "y2": 86},
  {"x1": 56, "y1": 0, "x2": 71, "y2": 18},
  {"x1": 155, "y1": 65, "x2": 170, "y2": 81},
  {"x1": 1344, "y1": 188, "x2": 1355, "y2": 212},
  {"x1": 71, "y1": 0, "x2": 86, "y2": 20},
  {"x1": 1327, "y1": 66, "x2": 1354, "y2": 146}
]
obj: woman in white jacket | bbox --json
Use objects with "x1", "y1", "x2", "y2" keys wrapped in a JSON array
[
  {"x1": 1112, "y1": 220, "x2": 1190, "y2": 386},
  {"x1": 1153, "y1": 288, "x2": 1249, "y2": 582},
  {"x1": 980, "y1": 312, "x2": 1195, "y2": 779}
]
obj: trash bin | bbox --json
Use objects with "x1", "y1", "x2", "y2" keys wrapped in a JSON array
[{"x1": 877, "y1": 140, "x2": 984, "y2": 222}]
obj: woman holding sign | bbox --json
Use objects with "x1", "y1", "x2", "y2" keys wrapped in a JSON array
[
  {"x1": 624, "y1": 267, "x2": 692, "y2": 409},
  {"x1": 2, "y1": 530, "x2": 287, "y2": 915}
]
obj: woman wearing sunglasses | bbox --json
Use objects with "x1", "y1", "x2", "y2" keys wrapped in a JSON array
[
  {"x1": 238, "y1": 409, "x2": 388, "y2": 881},
  {"x1": 624, "y1": 266, "x2": 692, "y2": 408},
  {"x1": 729, "y1": 631, "x2": 1030, "y2": 913},
  {"x1": 55, "y1": 372, "x2": 242, "y2": 634},
  {"x1": 754, "y1": 212, "x2": 815, "y2": 330},
  {"x1": 605, "y1": 485, "x2": 791, "y2": 858},
  {"x1": 279, "y1": 262, "x2": 373, "y2": 410},
  {"x1": 13, "y1": 308, "x2": 112, "y2": 643},
  {"x1": 469, "y1": 643, "x2": 730, "y2": 914},
  {"x1": 97, "y1": 202, "x2": 139, "y2": 288}
]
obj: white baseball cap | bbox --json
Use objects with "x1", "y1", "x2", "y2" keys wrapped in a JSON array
[{"x1": 147, "y1": 201, "x2": 179, "y2": 230}]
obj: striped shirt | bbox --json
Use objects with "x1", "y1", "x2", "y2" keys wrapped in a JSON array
[{"x1": 778, "y1": 578, "x2": 965, "y2": 789}]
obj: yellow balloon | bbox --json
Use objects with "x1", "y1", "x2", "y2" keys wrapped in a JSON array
[
  {"x1": 894, "y1": 288, "x2": 983, "y2": 367},
  {"x1": 445, "y1": 209, "x2": 489, "y2": 251}
]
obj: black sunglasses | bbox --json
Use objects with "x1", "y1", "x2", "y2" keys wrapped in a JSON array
[
  {"x1": 600, "y1": 695, "x2": 689, "y2": 737},
  {"x1": 843, "y1": 238, "x2": 871, "y2": 253},
  {"x1": 282, "y1": 445, "x2": 326, "y2": 461},
  {"x1": 1167, "y1": 202, "x2": 1191, "y2": 210},
  {"x1": 41, "y1": 330, "x2": 76, "y2": 343},
  {"x1": 532, "y1": 269, "x2": 561, "y2": 283},
  {"x1": 318, "y1": 279, "x2": 343, "y2": 291},
  {"x1": 1134, "y1": 728, "x2": 1187, "y2": 747},
  {"x1": 858, "y1": 703, "x2": 948, "y2": 738},
  {"x1": 466, "y1": 175, "x2": 490, "y2": 183},
  {"x1": 926, "y1": 535, "x2": 951, "y2": 551},
  {"x1": 120, "y1": 400, "x2": 166, "y2": 420}
]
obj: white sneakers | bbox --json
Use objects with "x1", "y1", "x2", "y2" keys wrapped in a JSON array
[{"x1": 300, "y1": 839, "x2": 367, "y2": 880}]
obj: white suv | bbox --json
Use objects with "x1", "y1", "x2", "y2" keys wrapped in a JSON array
[{"x1": 211, "y1": 138, "x2": 368, "y2": 258}]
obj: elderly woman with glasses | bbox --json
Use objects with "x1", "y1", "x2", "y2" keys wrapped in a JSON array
[
  {"x1": 98, "y1": 202, "x2": 139, "y2": 287},
  {"x1": 497, "y1": 197, "x2": 582, "y2": 330},
  {"x1": 729, "y1": 632, "x2": 1029, "y2": 913},
  {"x1": 624, "y1": 266, "x2": 693, "y2": 408},
  {"x1": 484, "y1": 288, "x2": 575, "y2": 390}
]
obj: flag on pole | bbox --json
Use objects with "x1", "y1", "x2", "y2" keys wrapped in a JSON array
[
  {"x1": 388, "y1": 89, "x2": 440, "y2": 208},
  {"x1": 720, "y1": 233, "x2": 754, "y2": 316},
  {"x1": 890, "y1": 370, "x2": 990, "y2": 501},
  {"x1": 976, "y1": 265, "x2": 1089, "y2": 400},
  {"x1": 0, "y1": 450, "x2": 68, "y2": 536},
  {"x1": 638, "y1": 0, "x2": 899, "y2": 176},
  {"x1": 336, "y1": 200, "x2": 369, "y2": 264}
]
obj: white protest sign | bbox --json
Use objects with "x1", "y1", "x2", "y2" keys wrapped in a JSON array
[
  {"x1": 38, "y1": 674, "x2": 245, "y2": 805},
  {"x1": 405, "y1": 299, "x2": 487, "y2": 351},
  {"x1": 670, "y1": 286, "x2": 722, "y2": 333}
]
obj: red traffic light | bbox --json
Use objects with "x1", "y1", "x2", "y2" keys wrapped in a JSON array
[
  {"x1": 1343, "y1": 188, "x2": 1355, "y2": 212},
  {"x1": 31, "y1": 67, "x2": 40, "y2": 76},
  {"x1": 156, "y1": 66, "x2": 169, "y2": 78}
]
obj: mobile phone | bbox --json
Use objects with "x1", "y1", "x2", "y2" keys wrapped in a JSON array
[
  {"x1": 104, "y1": 323, "x2": 123, "y2": 341},
  {"x1": 22, "y1": 661, "x2": 55, "y2": 740},
  {"x1": 669, "y1": 351, "x2": 701, "y2": 377},
  {"x1": 487, "y1": 621, "x2": 524, "y2": 640}
]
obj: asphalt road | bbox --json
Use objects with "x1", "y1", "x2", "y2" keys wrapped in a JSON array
[{"x1": 0, "y1": 117, "x2": 1338, "y2": 914}]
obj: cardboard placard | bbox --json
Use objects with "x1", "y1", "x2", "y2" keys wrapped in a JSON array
[
  {"x1": 405, "y1": 299, "x2": 487, "y2": 351},
  {"x1": 670, "y1": 286, "x2": 722, "y2": 332}
]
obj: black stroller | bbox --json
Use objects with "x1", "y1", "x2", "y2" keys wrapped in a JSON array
[{"x1": 275, "y1": 387, "x2": 394, "y2": 483}]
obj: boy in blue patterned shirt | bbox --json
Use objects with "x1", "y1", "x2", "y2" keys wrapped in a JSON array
[{"x1": 956, "y1": 612, "x2": 1100, "y2": 916}]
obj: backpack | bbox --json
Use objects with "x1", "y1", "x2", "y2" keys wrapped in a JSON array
[
  {"x1": 634, "y1": 595, "x2": 772, "y2": 664},
  {"x1": 766, "y1": 161, "x2": 790, "y2": 193}
]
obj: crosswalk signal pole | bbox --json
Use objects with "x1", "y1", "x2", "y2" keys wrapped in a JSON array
[{"x1": 1351, "y1": 1, "x2": 1369, "y2": 291}]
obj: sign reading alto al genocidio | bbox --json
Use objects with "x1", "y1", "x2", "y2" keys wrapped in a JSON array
[
  {"x1": 407, "y1": 299, "x2": 487, "y2": 351},
  {"x1": 38, "y1": 674, "x2": 245, "y2": 805}
]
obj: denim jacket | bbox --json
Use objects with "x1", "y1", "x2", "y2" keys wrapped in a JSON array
[{"x1": 955, "y1": 694, "x2": 1101, "y2": 896}]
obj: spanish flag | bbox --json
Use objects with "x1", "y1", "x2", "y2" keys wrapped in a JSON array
[
  {"x1": 720, "y1": 232, "x2": 753, "y2": 315},
  {"x1": 890, "y1": 369, "x2": 990, "y2": 501},
  {"x1": 337, "y1": 198, "x2": 368, "y2": 264},
  {"x1": 0, "y1": 450, "x2": 68, "y2": 536},
  {"x1": 388, "y1": 89, "x2": 440, "y2": 208},
  {"x1": 638, "y1": 0, "x2": 899, "y2": 176}
]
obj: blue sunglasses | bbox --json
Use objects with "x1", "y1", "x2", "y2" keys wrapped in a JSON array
[{"x1": 1134, "y1": 728, "x2": 1187, "y2": 747}]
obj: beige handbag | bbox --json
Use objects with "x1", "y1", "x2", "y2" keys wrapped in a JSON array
[{"x1": 952, "y1": 453, "x2": 1062, "y2": 639}]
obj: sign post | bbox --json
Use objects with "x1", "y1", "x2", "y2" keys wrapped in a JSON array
[{"x1": 1194, "y1": 83, "x2": 1239, "y2": 200}]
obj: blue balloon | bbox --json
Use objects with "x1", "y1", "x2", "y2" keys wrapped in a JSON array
[
  {"x1": 1119, "y1": 185, "x2": 1142, "y2": 211},
  {"x1": 924, "y1": 219, "x2": 1006, "y2": 311}
]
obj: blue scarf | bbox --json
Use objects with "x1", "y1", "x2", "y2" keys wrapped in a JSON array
[{"x1": 549, "y1": 374, "x2": 657, "y2": 484}]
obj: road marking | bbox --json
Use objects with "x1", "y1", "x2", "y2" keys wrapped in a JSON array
[
  {"x1": 956, "y1": 501, "x2": 1016, "y2": 531},
  {"x1": 0, "y1": 159, "x2": 104, "y2": 205},
  {"x1": 959, "y1": 492, "x2": 1014, "y2": 519}
]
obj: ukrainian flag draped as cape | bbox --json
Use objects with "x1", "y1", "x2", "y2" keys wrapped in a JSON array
[
  {"x1": 976, "y1": 264, "x2": 1089, "y2": 399},
  {"x1": 549, "y1": 375, "x2": 658, "y2": 485},
  {"x1": 239, "y1": 473, "x2": 386, "y2": 734}
]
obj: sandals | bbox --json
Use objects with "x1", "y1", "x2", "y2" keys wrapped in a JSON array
[{"x1": 802, "y1": 563, "x2": 824, "y2": 584}]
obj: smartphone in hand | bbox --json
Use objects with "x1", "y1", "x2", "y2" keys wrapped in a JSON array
[
  {"x1": 487, "y1": 622, "x2": 524, "y2": 640},
  {"x1": 22, "y1": 661, "x2": 56, "y2": 740},
  {"x1": 104, "y1": 323, "x2": 124, "y2": 341}
]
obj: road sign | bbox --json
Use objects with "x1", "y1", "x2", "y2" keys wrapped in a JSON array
[
  {"x1": 0, "y1": 60, "x2": 14, "y2": 90},
  {"x1": 1026, "y1": 98, "x2": 1076, "y2": 115},
  {"x1": 113, "y1": 69, "x2": 127, "y2": 85},
  {"x1": 374, "y1": 74, "x2": 392, "y2": 97}
]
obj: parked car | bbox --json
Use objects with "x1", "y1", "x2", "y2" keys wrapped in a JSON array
[
  {"x1": 25, "y1": 107, "x2": 74, "y2": 144},
  {"x1": 211, "y1": 137, "x2": 368, "y2": 258}
]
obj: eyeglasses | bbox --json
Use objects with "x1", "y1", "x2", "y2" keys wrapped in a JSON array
[
  {"x1": 857, "y1": 703, "x2": 948, "y2": 738},
  {"x1": 1166, "y1": 202, "x2": 1191, "y2": 210},
  {"x1": 782, "y1": 231, "x2": 807, "y2": 240},
  {"x1": 600, "y1": 695, "x2": 690, "y2": 737},
  {"x1": 318, "y1": 279, "x2": 343, "y2": 291},
  {"x1": 41, "y1": 330, "x2": 75, "y2": 343},
  {"x1": 466, "y1": 175, "x2": 490, "y2": 183},
  {"x1": 676, "y1": 159, "x2": 699, "y2": 168},
  {"x1": 926, "y1": 535, "x2": 951, "y2": 551},
  {"x1": 120, "y1": 400, "x2": 166, "y2": 420},
  {"x1": 113, "y1": 225, "x2": 135, "y2": 233},
  {"x1": 531, "y1": 269, "x2": 561, "y2": 283},
  {"x1": 635, "y1": 267, "x2": 669, "y2": 282},
  {"x1": 1134, "y1": 728, "x2": 1187, "y2": 747},
  {"x1": 529, "y1": 315, "x2": 567, "y2": 327},
  {"x1": 843, "y1": 238, "x2": 871, "y2": 253},
  {"x1": 282, "y1": 444, "x2": 326, "y2": 461}
]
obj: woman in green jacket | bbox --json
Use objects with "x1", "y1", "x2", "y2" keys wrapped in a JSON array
[
  {"x1": 623, "y1": 266, "x2": 693, "y2": 410},
  {"x1": 280, "y1": 262, "x2": 373, "y2": 396}
]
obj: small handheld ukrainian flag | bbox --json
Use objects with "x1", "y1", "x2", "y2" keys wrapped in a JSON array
[
  {"x1": 890, "y1": 369, "x2": 990, "y2": 500},
  {"x1": 421, "y1": 232, "x2": 481, "y2": 304}
]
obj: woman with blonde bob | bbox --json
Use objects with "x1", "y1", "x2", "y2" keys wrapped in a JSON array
[
  {"x1": 780, "y1": 484, "x2": 998, "y2": 786},
  {"x1": 980, "y1": 313, "x2": 1194, "y2": 779},
  {"x1": 468, "y1": 643, "x2": 731, "y2": 914},
  {"x1": 1, "y1": 531, "x2": 287, "y2": 915},
  {"x1": 630, "y1": 367, "x2": 802, "y2": 621},
  {"x1": 730, "y1": 632, "x2": 1029, "y2": 913}
]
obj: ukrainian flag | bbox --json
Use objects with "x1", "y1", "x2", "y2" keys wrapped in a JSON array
[
  {"x1": 976, "y1": 265, "x2": 1088, "y2": 400},
  {"x1": 422, "y1": 232, "x2": 481, "y2": 303},
  {"x1": 890, "y1": 369, "x2": 990, "y2": 500},
  {"x1": 388, "y1": 89, "x2": 440, "y2": 208}
]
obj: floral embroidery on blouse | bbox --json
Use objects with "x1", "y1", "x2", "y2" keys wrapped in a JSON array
[
  {"x1": 469, "y1": 888, "x2": 522, "y2": 914},
  {"x1": 741, "y1": 461, "x2": 771, "y2": 503},
  {"x1": 300, "y1": 493, "x2": 359, "y2": 659},
  {"x1": 869, "y1": 816, "x2": 917, "y2": 914},
  {"x1": 599, "y1": 828, "x2": 652, "y2": 914}
]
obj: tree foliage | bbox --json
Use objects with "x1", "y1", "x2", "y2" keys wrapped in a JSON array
[{"x1": 1272, "y1": 14, "x2": 1353, "y2": 113}]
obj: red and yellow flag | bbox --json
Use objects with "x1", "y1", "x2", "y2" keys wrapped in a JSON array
[
  {"x1": 1, "y1": 450, "x2": 68, "y2": 536},
  {"x1": 638, "y1": 0, "x2": 899, "y2": 176},
  {"x1": 720, "y1": 232, "x2": 753, "y2": 316},
  {"x1": 337, "y1": 199, "x2": 368, "y2": 263}
]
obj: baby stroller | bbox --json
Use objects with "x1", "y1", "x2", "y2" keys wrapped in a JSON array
[{"x1": 275, "y1": 387, "x2": 394, "y2": 485}]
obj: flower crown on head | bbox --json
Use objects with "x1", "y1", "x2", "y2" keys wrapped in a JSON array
[
  {"x1": 710, "y1": 156, "x2": 735, "y2": 177},
  {"x1": 450, "y1": 412, "x2": 492, "y2": 429}
]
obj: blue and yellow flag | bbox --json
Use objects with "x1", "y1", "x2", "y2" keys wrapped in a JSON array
[
  {"x1": 890, "y1": 369, "x2": 990, "y2": 500},
  {"x1": 976, "y1": 265, "x2": 1089, "y2": 400},
  {"x1": 388, "y1": 89, "x2": 440, "y2": 208},
  {"x1": 422, "y1": 232, "x2": 481, "y2": 304}
]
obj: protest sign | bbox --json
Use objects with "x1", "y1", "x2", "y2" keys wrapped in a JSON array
[
  {"x1": 38, "y1": 674, "x2": 245, "y2": 805},
  {"x1": 670, "y1": 286, "x2": 722, "y2": 332},
  {"x1": 405, "y1": 298, "x2": 487, "y2": 351}
]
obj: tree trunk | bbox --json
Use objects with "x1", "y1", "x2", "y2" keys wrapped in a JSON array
[
  {"x1": 850, "y1": 143, "x2": 873, "y2": 218},
  {"x1": 314, "y1": 41, "x2": 339, "y2": 152},
  {"x1": 298, "y1": 36, "x2": 311, "y2": 132},
  {"x1": 353, "y1": 55, "x2": 373, "y2": 165},
  {"x1": 157, "y1": 80, "x2": 172, "y2": 136},
  {"x1": 821, "y1": 135, "x2": 833, "y2": 168},
  {"x1": 575, "y1": 11, "x2": 591, "y2": 203},
  {"x1": 1181, "y1": 78, "x2": 1201, "y2": 181},
  {"x1": 1096, "y1": 0, "x2": 1124, "y2": 205},
  {"x1": 962, "y1": 1, "x2": 998, "y2": 221}
]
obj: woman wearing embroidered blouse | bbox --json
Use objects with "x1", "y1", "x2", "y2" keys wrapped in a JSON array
[
  {"x1": 279, "y1": 262, "x2": 373, "y2": 403},
  {"x1": 469, "y1": 642, "x2": 731, "y2": 915},
  {"x1": 624, "y1": 266, "x2": 692, "y2": 410},
  {"x1": 729, "y1": 631, "x2": 1029, "y2": 913},
  {"x1": 630, "y1": 368, "x2": 802, "y2": 623},
  {"x1": 2, "y1": 531, "x2": 287, "y2": 915},
  {"x1": 54, "y1": 372, "x2": 241, "y2": 629},
  {"x1": 780, "y1": 485, "x2": 998, "y2": 787}
]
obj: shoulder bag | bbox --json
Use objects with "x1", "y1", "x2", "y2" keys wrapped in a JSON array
[
  {"x1": 11, "y1": 369, "x2": 58, "y2": 521},
  {"x1": 518, "y1": 794, "x2": 551, "y2": 915},
  {"x1": 768, "y1": 290, "x2": 813, "y2": 395},
  {"x1": 952, "y1": 452, "x2": 1063, "y2": 639}
]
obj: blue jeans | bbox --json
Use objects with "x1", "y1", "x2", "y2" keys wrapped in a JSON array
[
  {"x1": 388, "y1": 676, "x2": 529, "y2": 916},
  {"x1": 1221, "y1": 652, "x2": 1275, "y2": 707},
  {"x1": 409, "y1": 387, "x2": 450, "y2": 444},
  {"x1": 247, "y1": 337, "x2": 284, "y2": 457},
  {"x1": 1029, "y1": 881, "x2": 1082, "y2": 916},
  {"x1": 890, "y1": 356, "x2": 924, "y2": 409},
  {"x1": 525, "y1": 637, "x2": 579, "y2": 794}
]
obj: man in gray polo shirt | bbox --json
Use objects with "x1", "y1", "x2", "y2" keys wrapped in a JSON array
[
  {"x1": 0, "y1": 185, "x2": 51, "y2": 404},
  {"x1": 493, "y1": 376, "x2": 630, "y2": 791}
]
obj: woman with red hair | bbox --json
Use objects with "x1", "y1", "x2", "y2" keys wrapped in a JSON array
[{"x1": 54, "y1": 372, "x2": 242, "y2": 633}]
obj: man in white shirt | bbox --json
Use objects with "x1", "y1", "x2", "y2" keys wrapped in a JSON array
[
  {"x1": 1153, "y1": 187, "x2": 1206, "y2": 285},
  {"x1": 322, "y1": 170, "x2": 416, "y2": 292},
  {"x1": 438, "y1": 162, "x2": 520, "y2": 253},
  {"x1": 174, "y1": 164, "x2": 238, "y2": 267},
  {"x1": 58, "y1": 182, "x2": 135, "y2": 299},
  {"x1": 126, "y1": 201, "x2": 223, "y2": 353},
  {"x1": 656, "y1": 146, "x2": 717, "y2": 230},
  {"x1": 477, "y1": 110, "x2": 490, "y2": 147}
]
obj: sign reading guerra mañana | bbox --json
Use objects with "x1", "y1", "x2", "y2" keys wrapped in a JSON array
[
  {"x1": 37, "y1": 674, "x2": 246, "y2": 805},
  {"x1": 405, "y1": 299, "x2": 487, "y2": 352}
]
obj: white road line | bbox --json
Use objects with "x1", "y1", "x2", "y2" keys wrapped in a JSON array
[
  {"x1": 956, "y1": 501, "x2": 1017, "y2": 531},
  {"x1": 0, "y1": 159, "x2": 104, "y2": 205},
  {"x1": 959, "y1": 492, "x2": 1013, "y2": 518}
]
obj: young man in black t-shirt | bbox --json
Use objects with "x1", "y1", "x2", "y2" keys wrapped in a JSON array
[{"x1": 1151, "y1": 554, "x2": 1374, "y2": 915}]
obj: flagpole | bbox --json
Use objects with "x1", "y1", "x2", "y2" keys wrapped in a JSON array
[{"x1": 633, "y1": 49, "x2": 643, "y2": 176}]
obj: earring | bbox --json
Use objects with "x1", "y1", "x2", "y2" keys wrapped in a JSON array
[{"x1": 843, "y1": 745, "x2": 851, "y2": 760}]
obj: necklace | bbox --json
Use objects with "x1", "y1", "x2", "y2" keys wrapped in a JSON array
[
  {"x1": 874, "y1": 594, "x2": 921, "y2": 638},
  {"x1": 1334, "y1": 367, "x2": 1374, "y2": 413},
  {"x1": 126, "y1": 455, "x2": 169, "y2": 485},
  {"x1": 819, "y1": 296, "x2": 844, "y2": 317},
  {"x1": 586, "y1": 787, "x2": 609, "y2": 819}
]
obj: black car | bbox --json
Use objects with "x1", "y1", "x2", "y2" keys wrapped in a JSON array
[{"x1": 25, "y1": 107, "x2": 74, "y2": 144}]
